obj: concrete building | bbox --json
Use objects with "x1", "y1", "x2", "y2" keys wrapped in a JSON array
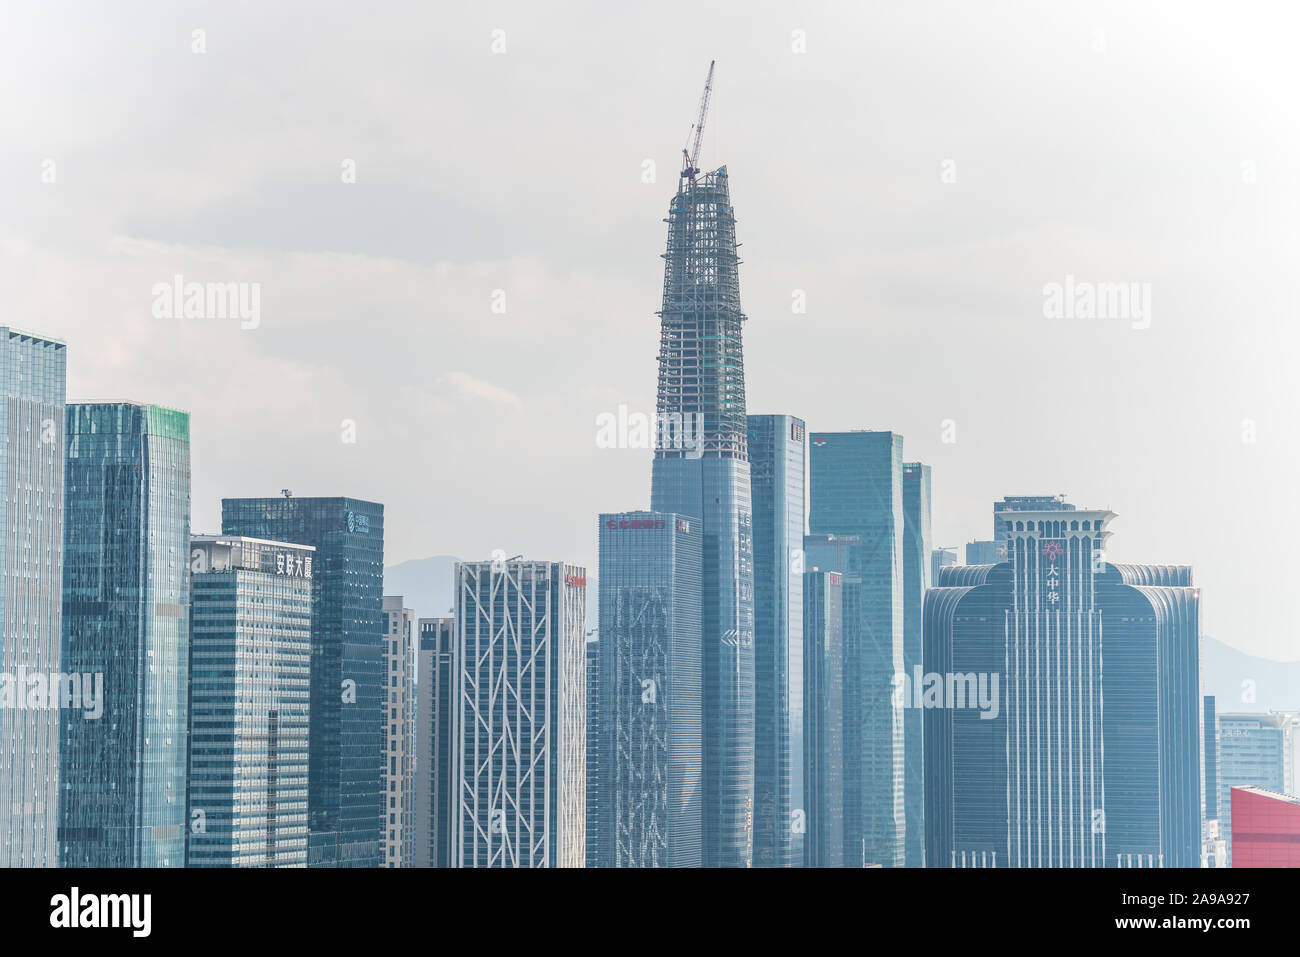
[{"x1": 381, "y1": 596, "x2": 416, "y2": 867}]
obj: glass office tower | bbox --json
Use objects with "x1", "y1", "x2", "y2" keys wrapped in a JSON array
[
  {"x1": 747, "y1": 415, "x2": 806, "y2": 867},
  {"x1": 187, "y1": 535, "x2": 313, "y2": 867},
  {"x1": 809, "y1": 431, "x2": 905, "y2": 867},
  {"x1": 803, "y1": 568, "x2": 844, "y2": 868},
  {"x1": 804, "y1": 532, "x2": 863, "y2": 866},
  {"x1": 649, "y1": 165, "x2": 755, "y2": 868},
  {"x1": 901, "y1": 462, "x2": 931, "y2": 868},
  {"x1": 453, "y1": 559, "x2": 586, "y2": 868},
  {"x1": 924, "y1": 504, "x2": 1202, "y2": 867},
  {"x1": 1217, "y1": 711, "x2": 1298, "y2": 865},
  {"x1": 60, "y1": 402, "x2": 191, "y2": 868},
  {"x1": 931, "y1": 548, "x2": 958, "y2": 582},
  {"x1": 221, "y1": 496, "x2": 385, "y2": 867},
  {"x1": 965, "y1": 540, "x2": 1002, "y2": 565},
  {"x1": 0, "y1": 329, "x2": 66, "y2": 869},
  {"x1": 596, "y1": 512, "x2": 703, "y2": 867},
  {"x1": 413, "y1": 617, "x2": 454, "y2": 868}
]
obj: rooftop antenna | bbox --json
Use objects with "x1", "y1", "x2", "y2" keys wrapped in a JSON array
[
  {"x1": 281, "y1": 489, "x2": 293, "y2": 499},
  {"x1": 680, "y1": 60, "x2": 716, "y2": 187}
]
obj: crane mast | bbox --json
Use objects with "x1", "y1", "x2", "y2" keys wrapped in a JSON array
[{"x1": 680, "y1": 60, "x2": 716, "y2": 186}]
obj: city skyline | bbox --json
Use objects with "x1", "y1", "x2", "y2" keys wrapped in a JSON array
[{"x1": 6, "y1": 2, "x2": 1298, "y2": 663}]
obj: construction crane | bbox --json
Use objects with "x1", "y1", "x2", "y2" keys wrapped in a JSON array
[{"x1": 680, "y1": 60, "x2": 716, "y2": 186}]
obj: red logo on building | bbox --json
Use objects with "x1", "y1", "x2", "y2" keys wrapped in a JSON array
[
  {"x1": 604, "y1": 517, "x2": 665, "y2": 531},
  {"x1": 1041, "y1": 541, "x2": 1064, "y2": 561},
  {"x1": 565, "y1": 573, "x2": 586, "y2": 588}
]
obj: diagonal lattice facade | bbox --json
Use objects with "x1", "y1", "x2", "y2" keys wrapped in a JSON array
[
  {"x1": 596, "y1": 512, "x2": 703, "y2": 868},
  {"x1": 452, "y1": 560, "x2": 586, "y2": 868}
]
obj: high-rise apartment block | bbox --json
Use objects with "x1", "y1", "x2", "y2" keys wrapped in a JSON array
[{"x1": 381, "y1": 596, "x2": 415, "y2": 867}]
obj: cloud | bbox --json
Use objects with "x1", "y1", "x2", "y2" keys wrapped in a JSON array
[
  {"x1": 4, "y1": 0, "x2": 1300, "y2": 652},
  {"x1": 440, "y1": 371, "x2": 523, "y2": 409}
]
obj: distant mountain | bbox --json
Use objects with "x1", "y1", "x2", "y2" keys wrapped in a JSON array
[
  {"x1": 1202, "y1": 635, "x2": 1300, "y2": 713},
  {"x1": 385, "y1": 562, "x2": 1273, "y2": 712},
  {"x1": 383, "y1": 555, "x2": 458, "y2": 623},
  {"x1": 384, "y1": 554, "x2": 597, "y2": 637}
]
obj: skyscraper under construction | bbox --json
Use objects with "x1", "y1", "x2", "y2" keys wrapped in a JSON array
[{"x1": 648, "y1": 68, "x2": 756, "y2": 866}]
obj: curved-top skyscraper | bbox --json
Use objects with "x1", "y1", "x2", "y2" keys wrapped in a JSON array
[{"x1": 650, "y1": 165, "x2": 755, "y2": 867}]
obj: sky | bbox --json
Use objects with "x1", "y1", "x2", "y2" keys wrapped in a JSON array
[{"x1": 3, "y1": 0, "x2": 1298, "y2": 659}]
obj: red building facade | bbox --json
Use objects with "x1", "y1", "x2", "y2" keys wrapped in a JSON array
[{"x1": 1231, "y1": 786, "x2": 1300, "y2": 867}]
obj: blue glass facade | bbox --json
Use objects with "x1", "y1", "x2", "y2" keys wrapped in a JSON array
[
  {"x1": 596, "y1": 512, "x2": 703, "y2": 867},
  {"x1": 924, "y1": 508, "x2": 1202, "y2": 867},
  {"x1": 187, "y1": 536, "x2": 313, "y2": 867},
  {"x1": 649, "y1": 166, "x2": 754, "y2": 868},
  {"x1": 747, "y1": 415, "x2": 806, "y2": 867},
  {"x1": 1216, "y1": 711, "x2": 1296, "y2": 865},
  {"x1": 60, "y1": 402, "x2": 191, "y2": 868},
  {"x1": 413, "y1": 617, "x2": 454, "y2": 868},
  {"x1": 0, "y1": 329, "x2": 66, "y2": 869},
  {"x1": 1203, "y1": 696, "x2": 1218, "y2": 823},
  {"x1": 809, "y1": 431, "x2": 905, "y2": 867},
  {"x1": 804, "y1": 532, "x2": 863, "y2": 866},
  {"x1": 802, "y1": 569, "x2": 843, "y2": 868},
  {"x1": 221, "y1": 496, "x2": 385, "y2": 867},
  {"x1": 901, "y1": 462, "x2": 931, "y2": 868}
]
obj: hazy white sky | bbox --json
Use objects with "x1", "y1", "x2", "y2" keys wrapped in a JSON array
[{"x1": 3, "y1": 1, "x2": 1298, "y2": 658}]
